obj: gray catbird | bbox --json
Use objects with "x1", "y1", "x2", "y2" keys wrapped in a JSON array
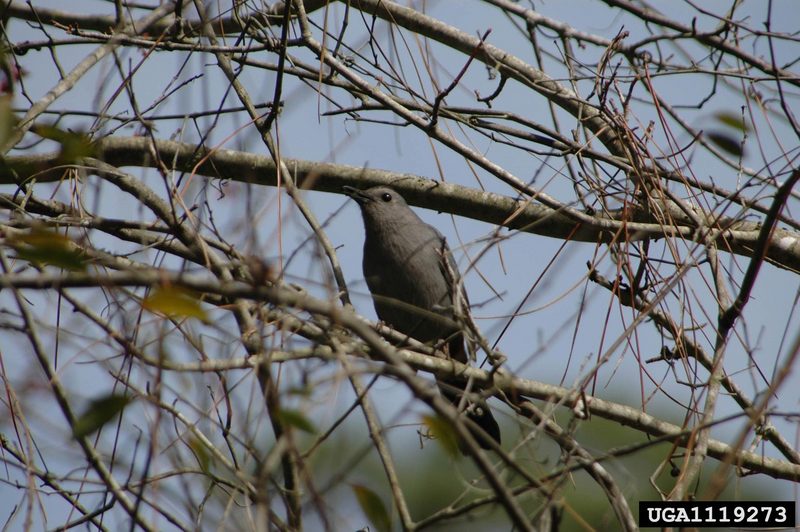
[{"x1": 344, "y1": 185, "x2": 500, "y2": 451}]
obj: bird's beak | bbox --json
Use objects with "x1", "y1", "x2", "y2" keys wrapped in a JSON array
[{"x1": 342, "y1": 186, "x2": 371, "y2": 204}]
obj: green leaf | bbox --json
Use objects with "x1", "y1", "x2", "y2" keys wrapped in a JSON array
[
  {"x1": 351, "y1": 484, "x2": 391, "y2": 532},
  {"x1": 142, "y1": 286, "x2": 208, "y2": 321},
  {"x1": 72, "y1": 394, "x2": 133, "y2": 439},
  {"x1": 706, "y1": 131, "x2": 744, "y2": 157},
  {"x1": 188, "y1": 436, "x2": 213, "y2": 474},
  {"x1": 8, "y1": 228, "x2": 87, "y2": 271},
  {"x1": 286, "y1": 384, "x2": 313, "y2": 397},
  {"x1": 276, "y1": 408, "x2": 316, "y2": 434},
  {"x1": 714, "y1": 111, "x2": 749, "y2": 132},
  {"x1": 32, "y1": 123, "x2": 95, "y2": 163},
  {"x1": 421, "y1": 414, "x2": 460, "y2": 458}
]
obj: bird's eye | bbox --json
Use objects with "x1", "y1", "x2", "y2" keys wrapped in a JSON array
[{"x1": 381, "y1": 192, "x2": 392, "y2": 202}]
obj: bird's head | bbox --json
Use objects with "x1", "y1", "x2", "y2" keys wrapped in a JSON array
[{"x1": 343, "y1": 186, "x2": 417, "y2": 227}]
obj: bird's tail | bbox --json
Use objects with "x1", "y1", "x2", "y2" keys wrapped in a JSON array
[{"x1": 438, "y1": 381, "x2": 501, "y2": 453}]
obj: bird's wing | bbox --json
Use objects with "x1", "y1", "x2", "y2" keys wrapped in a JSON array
[
  {"x1": 431, "y1": 229, "x2": 474, "y2": 362},
  {"x1": 431, "y1": 229, "x2": 470, "y2": 307}
]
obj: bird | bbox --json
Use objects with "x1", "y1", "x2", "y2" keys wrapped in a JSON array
[{"x1": 343, "y1": 185, "x2": 500, "y2": 451}]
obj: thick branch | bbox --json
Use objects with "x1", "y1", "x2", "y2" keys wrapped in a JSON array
[
  {"x1": 4, "y1": 136, "x2": 800, "y2": 272},
  {"x1": 0, "y1": 0, "x2": 328, "y2": 36}
]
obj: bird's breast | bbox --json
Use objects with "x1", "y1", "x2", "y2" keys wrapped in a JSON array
[{"x1": 362, "y1": 229, "x2": 456, "y2": 343}]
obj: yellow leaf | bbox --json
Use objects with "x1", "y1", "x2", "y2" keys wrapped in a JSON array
[
  {"x1": 714, "y1": 111, "x2": 749, "y2": 132},
  {"x1": 421, "y1": 414, "x2": 460, "y2": 458},
  {"x1": 188, "y1": 436, "x2": 214, "y2": 474},
  {"x1": 142, "y1": 286, "x2": 208, "y2": 321},
  {"x1": 351, "y1": 484, "x2": 391, "y2": 532},
  {"x1": 32, "y1": 123, "x2": 95, "y2": 163},
  {"x1": 0, "y1": 95, "x2": 18, "y2": 147},
  {"x1": 8, "y1": 228, "x2": 87, "y2": 271}
]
